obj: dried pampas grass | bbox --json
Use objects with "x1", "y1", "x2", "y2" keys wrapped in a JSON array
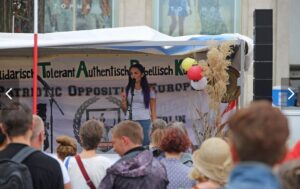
[
  {"x1": 203, "y1": 41, "x2": 233, "y2": 125},
  {"x1": 189, "y1": 41, "x2": 235, "y2": 144}
]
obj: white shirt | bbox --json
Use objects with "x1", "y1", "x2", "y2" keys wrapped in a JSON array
[
  {"x1": 65, "y1": 155, "x2": 112, "y2": 189},
  {"x1": 126, "y1": 89, "x2": 156, "y2": 120}
]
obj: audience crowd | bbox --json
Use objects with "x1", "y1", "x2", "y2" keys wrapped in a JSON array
[{"x1": 1, "y1": 100, "x2": 300, "y2": 189}]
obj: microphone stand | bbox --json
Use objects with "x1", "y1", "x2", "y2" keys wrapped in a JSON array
[
  {"x1": 128, "y1": 80, "x2": 135, "y2": 120},
  {"x1": 38, "y1": 75, "x2": 64, "y2": 153}
]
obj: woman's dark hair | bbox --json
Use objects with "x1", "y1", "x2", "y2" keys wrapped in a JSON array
[{"x1": 126, "y1": 63, "x2": 150, "y2": 108}]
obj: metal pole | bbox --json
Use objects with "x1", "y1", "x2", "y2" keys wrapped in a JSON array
[
  {"x1": 33, "y1": 0, "x2": 38, "y2": 114},
  {"x1": 240, "y1": 40, "x2": 245, "y2": 107},
  {"x1": 12, "y1": 14, "x2": 14, "y2": 33},
  {"x1": 73, "y1": 0, "x2": 76, "y2": 30}
]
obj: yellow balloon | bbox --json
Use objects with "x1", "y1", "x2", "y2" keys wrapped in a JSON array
[{"x1": 181, "y1": 57, "x2": 198, "y2": 72}]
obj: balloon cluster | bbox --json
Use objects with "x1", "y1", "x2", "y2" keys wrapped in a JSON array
[{"x1": 181, "y1": 57, "x2": 207, "y2": 90}]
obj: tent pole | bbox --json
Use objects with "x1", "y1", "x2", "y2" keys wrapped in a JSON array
[
  {"x1": 240, "y1": 40, "x2": 245, "y2": 107},
  {"x1": 33, "y1": 0, "x2": 38, "y2": 114}
]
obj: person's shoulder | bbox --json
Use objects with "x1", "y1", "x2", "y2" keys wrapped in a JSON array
[
  {"x1": 95, "y1": 155, "x2": 112, "y2": 161},
  {"x1": 94, "y1": 155, "x2": 114, "y2": 167},
  {"x1": 28, "y1": 151, "x2": 61, "y2": 170},
  {"x1": 180, "y1": 152, "x2": 193, "y2": 167},
  {"x1": 152, "y1": 156, "x2": 167, "y2": 168}
]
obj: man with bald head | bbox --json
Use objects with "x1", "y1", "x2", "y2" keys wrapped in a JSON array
[
  {"x1": 31, "y1": 114, "x2": 71, "y2": 189},
  {"x1": 31, "y1": 115, "x2": 46, "y2": 150}
]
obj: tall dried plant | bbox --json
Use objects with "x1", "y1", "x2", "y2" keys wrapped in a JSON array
[
  {"x1": 201, "y1": 41, "x2": 233, "y2": 125},
  {"x1": 190, "y1": 41, "x2": 234, "y2": 144}
]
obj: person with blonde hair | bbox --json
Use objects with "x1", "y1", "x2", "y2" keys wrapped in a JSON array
[
  {"x1": 151, "y1": 119, "x2": 167, "y2": 134},
  {"x1": 56, "y1": 135, "x2": 77, "y2": 161},
  {"x1": 149, "y1": 128, "x2": 165, "y2": 158},
  {"x1": 190, "y1": 137, "x2": 233, "y2": 189}
]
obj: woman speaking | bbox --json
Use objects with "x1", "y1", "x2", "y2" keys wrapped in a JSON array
[{"x1": 121, "y1": 63, "x2": 157, "y2": 146}]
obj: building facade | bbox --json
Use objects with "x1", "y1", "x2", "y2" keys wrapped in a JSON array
[{"x1": 0, "y1": 0, "x2": 298, "y2": 104}]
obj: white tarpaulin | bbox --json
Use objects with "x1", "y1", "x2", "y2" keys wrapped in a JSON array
[
  {"x1": 0, "y1": 26, "x2": 253, "y2": 151},
  {"x1": 0, "y1": 26, "x2": 253, "y2": 66}
]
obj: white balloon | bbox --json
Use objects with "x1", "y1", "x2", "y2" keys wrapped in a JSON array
[{"x1": 191, "y1": 77, "x2": 207, "y2": 90}]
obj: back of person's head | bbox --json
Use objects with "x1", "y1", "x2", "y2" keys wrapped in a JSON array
[
  {"x1": 80, "y1": 119, "x2": 104, "y2": 150},
  {"x1": 228, "y1": 100, "x2": 289, "y2": 166},
  {"x1": 56, "y1": 135, "x2": 77, "y2": 161},
  {"x1": 0, "y1": 102, "x2": 32, "y2": 137},
  {"x1": 150, "y1": 128, "x2": 165, "y2": 148},
  {"x1": 31, "y1": 114, "x2": 44, "y2": 141},
  {"x1": 151, "y1": 119, "x2": 167, "y2": 134},
  {"x1": 112, "y1": 120, "x2": 143, "y2": 145},
  {"x1": 190, "y1": 137, "x2": 232, "y2": 185},
  {"x1": 276, "y1": 159, "x2": 300, "y2": 189},
  {"x1": 160, "y1": 127, "x2": 191, "y2": 153},
  {"x1": 167, "y1": 121, "x2": 188, "y2": 136}
]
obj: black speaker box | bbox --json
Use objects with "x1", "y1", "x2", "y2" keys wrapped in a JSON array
[
  {"x1": 254, "y1": 9, "x2": 273, "y2": 27},
  {"x1": 253, "y1": 9, "x2": 273, "y2": 101},
  {"x1": 253, "y1": 96, "x2": 273, "y2": 102},
  {"x1": 253, "y1": 79, "x2": 273, "y2": 97},
  {"x1": 254, "y1": 44, "x2": 272, "y2": 61},
  {"x1": 254, "y1": 27, "x2": 273, "y2": 44},
  {"x1": 254, "y1": 61, "x2": 273, "y2": 79}
]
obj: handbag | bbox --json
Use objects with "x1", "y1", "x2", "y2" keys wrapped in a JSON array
[{"x1": 75, "y1": 155, "x2": 96, "y2": 189}]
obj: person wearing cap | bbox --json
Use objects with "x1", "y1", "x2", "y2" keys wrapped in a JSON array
[{"x1": 190, "y1": 137, "x2": 233, "y2": 189}]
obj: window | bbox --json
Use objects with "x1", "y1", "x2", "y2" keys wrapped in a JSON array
[
  {"x1": 153, "y1": 0, "x2": 241, "y2": 36},
  {"x1": 44, "y1": 0, "x2": 118, "y2": 33}
]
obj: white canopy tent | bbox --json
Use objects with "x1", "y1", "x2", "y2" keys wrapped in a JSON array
[{"x1": 0, "y1": 26, "x2": 253, "y2": 106}]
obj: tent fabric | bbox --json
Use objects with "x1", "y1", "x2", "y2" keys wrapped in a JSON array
[{"x1": 0, "y1": 26, "x2": 253, "y2": 70}]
